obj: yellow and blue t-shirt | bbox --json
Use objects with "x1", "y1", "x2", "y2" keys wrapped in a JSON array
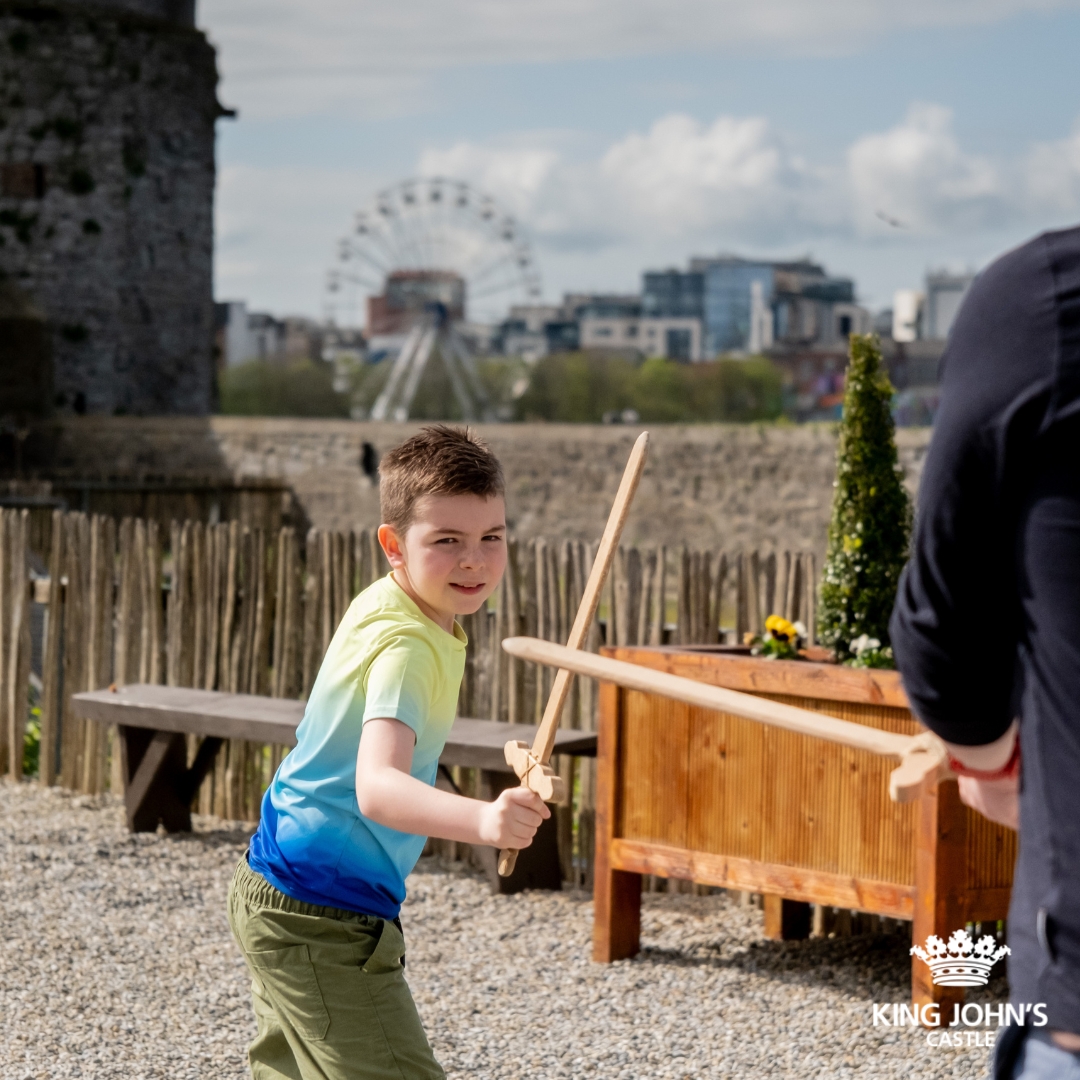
[{"x1": 248, "y1": 573, "x2": 467, "y2": 919}]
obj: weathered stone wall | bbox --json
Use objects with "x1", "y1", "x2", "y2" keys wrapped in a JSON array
[
  {"x1": 0, "y1": 0, "x2": 221, "y2": 416},
  {"x1": 67, "y1": 0, "x2": 195, "y2": 25},
  {"x1": 29, "y1": 418, "x2": 934, "y2": 556}
]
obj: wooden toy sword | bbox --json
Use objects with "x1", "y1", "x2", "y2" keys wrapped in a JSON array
[
  {"x1": 500, "y1": 637, "x2": 951, "y2": 803},
  {"x1": 497, "y1": 431, "x2": 650, "y2": 877}
]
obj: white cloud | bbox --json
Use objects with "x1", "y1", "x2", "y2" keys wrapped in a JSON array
[
  {"x1": 215, "y1": 164, "x2": 380, "y2": 314},
  {"x1": 417, "y1": 143, "x2": 562, "y2": 220},
  {"x1": 598, "y1": 114, "x2": 840, "y2": 243},
  {"x1": 201, "y1": 0, "x2": 1080, "y2": 119},
  {"x1": 1026, "y1": 126, "x2": 1080, "y2": 214},
  {"x1": 424, "y1": 106, "x2": 1080, "y2": 258},
  {"x1": 216, "y1": 105, "x2": 1080, "y2": 318},
  {"x1": 420, "y1": 114, "x2": 841, "y2": 252},
  {"x1": 847, "y1": 104, "x2": 1008, "y2": 234}
]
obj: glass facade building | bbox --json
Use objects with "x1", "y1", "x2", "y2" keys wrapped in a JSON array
[
  {"x1": 642, "y1": 270, "x2": 705, "y2": 320},
  {"x1": 701, "y1": 260, "x2": 775, "y2": 356}
]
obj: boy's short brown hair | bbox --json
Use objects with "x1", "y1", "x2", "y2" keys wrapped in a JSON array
[{"x1": 379, "y1": 425, "x2": 505, "y2": 534}]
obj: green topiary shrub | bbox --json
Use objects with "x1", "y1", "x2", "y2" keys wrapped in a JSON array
[{"x1": 817, "y1": 334, "x2": 911, "y2": 665}]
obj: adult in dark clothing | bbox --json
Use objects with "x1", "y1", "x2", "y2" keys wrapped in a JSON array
[{"x1": 891, "y1": 223, "x2": 1080, "y2": 1079}]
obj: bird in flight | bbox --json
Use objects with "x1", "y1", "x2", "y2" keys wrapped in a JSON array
[{"x1": 875, "y1": 209, "x2": 905, "y2": 228}]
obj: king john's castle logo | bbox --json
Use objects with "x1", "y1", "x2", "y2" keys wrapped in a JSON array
[{"x1": 910, "y1": 929, "x2": 1011, "y2": 987}]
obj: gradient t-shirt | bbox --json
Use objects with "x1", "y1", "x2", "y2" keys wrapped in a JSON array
[{"x1": 248, "y1": 573, "x2": 467, "y2": 919}]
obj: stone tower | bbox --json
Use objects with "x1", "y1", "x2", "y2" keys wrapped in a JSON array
[{"x1": 0, "y1": 0, "x2": 225, "y2": 416}]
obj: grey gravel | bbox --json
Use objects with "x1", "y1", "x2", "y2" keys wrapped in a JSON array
[{"x1": 0, "y1": 780, "x2": 1002, "y2": 1079}]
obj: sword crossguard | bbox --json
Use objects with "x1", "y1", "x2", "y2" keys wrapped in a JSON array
[
  {"x1": 888, "y1": 731, "x2": 951, "y2": 803},
  {"x1": 503, "y1": 740, "x2": 566, "y2": 804}
]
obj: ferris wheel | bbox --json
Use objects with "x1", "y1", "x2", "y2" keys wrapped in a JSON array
[{"x1": 325, "y1": 177, "x2": 543, "y2": 328}]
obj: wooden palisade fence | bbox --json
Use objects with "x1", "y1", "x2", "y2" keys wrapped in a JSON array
[{"x1": 0, "y1": 507, "x2": 816, "y2": 886}]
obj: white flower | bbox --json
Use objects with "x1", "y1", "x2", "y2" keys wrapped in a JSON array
[
  {"x1": 793, "y1": 621, "x2": 807, "y2": 639},
  {"x1": 850, "y1": 634, "x2": 880, "y2": 657}
]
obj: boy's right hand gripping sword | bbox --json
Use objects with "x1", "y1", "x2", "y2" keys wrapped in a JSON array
[{"x1": 498, "y1": 431, "x2": 650, "y2": 877}]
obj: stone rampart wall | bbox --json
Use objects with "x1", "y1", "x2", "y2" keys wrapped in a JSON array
[{"x1": 28, "y1": 417, "x2": 934, "y2": 556}]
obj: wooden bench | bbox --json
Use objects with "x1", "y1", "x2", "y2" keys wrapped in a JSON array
[{"x1": 72, "y1": 684, "x2": 596, "y2": 894}]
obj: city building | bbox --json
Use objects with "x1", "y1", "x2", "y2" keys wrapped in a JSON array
[
  {"x1": 563, "y1": 293, "x2": 641, "y2": 320},
  {"x1": 891, "y1": 270, "x2": 975, "y2": 344},
  {"x1": 892, "y1": 290, "x2": 924, "y2": 343},
  {"x1": 579, "y1": 316, "x2": 702, "y2": 360},
  {"x1": 880, "y1": 268, "x2": 974, "y2": 425},
  {"x1": 214, "y1": 303, "x2": 327, "y2": 367},
  {"x1": 925, "y1": 270, "x2": 976, "y2": 340},
  {"x1": 506, "y1": 304, "x2": 564, "y2": 332},
  {"x1": 647, "y1": 256, "x2": 869, "y2": 358},
  {"x1": 497, "y1": 293, "x2": 701, "y2": 361},
  {"x1": 496, "y1": 305, "x2": 562, "y2": 361},
  {"x1": 642, "y1": 269, "x2": 705, "y2": 320},
  {"x1": 496, "y1": 295, "x2": 641, "y2": 360},
  {"x1": 497, "y1": 256, "x2": 865, "y2": 367},
  {"x1": 690, "y1": 256, "x2": 776, "y2": 355}
]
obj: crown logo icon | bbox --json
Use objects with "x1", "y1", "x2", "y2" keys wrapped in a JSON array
[{"x1": 910, "y1": 929, "x2": 1011, "y2": 987}]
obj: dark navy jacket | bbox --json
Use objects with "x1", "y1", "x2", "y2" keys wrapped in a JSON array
[{"x1": 891, "y1": 224, "x2": 1080, "y2": 1034}]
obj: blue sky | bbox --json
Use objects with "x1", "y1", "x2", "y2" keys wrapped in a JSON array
[{"x1": 203, "y1": 0, "x2": 1080, "y2": 322}]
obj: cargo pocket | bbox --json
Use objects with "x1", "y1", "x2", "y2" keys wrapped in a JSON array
[
  {"x1": 247, "y1": 944, "x2": 331, "y2": 1041},
  {"x1": 361, "y1": 918, "x2": 406, "y2": 975}
]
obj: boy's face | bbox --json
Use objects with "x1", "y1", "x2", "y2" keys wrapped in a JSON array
[{"x1": 379, "y1": 493, "x2": 507, "y2": 629}]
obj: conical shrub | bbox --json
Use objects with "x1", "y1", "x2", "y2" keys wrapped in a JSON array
[{"x1": 818, "y1": 334, "x2": 911, "y2": 664}]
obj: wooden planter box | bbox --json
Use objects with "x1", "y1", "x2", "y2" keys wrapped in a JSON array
[{"x1": 593, "y1": 646, "x2": 1017, "y2": 1009}]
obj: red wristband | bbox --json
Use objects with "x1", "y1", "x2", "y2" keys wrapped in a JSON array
[{"x1": 947, "y1": 738, "x2": 1021, "y2": 781}]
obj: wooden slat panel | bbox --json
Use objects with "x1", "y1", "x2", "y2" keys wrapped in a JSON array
[
  {"x1": 620, "y1": 687, "x2": 918, "y2": 885},
  {"x1": 608, "y1": 646, "x2": 1015, "y2": 902},
  {"x1": 618, "y1": 690, "x2": 689, "y2": 849},
  {"x1": 760, "y1": 726, "x2": 820, "y2": 872},
  {"x1": 686, "y1": 702, "x2": 766, "y2": 861},
  {"x1": 965, "y1": 806, "x2": 1018, "y2": 890}
]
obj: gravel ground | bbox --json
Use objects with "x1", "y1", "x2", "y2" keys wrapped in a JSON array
[{"x1": 0, "y1": 780, "x2": 1003, "y2": 1080}]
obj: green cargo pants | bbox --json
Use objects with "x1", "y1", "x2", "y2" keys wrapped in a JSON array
[{"x1": 227, "y1": 858, "x2": 445, "y2": 1080}]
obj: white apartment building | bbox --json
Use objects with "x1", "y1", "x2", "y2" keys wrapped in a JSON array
[{"x1": 579, "y1": 316, "x2": 703, "y2": 361}]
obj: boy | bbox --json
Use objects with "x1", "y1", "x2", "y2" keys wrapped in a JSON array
[{"x1": 228, "y1": 425, "x2": 549, "y2": 1080}]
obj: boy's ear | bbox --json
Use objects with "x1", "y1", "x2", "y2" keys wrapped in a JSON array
[{"x1": 378, "y1": 523, "x2": 405, "y2": 567}]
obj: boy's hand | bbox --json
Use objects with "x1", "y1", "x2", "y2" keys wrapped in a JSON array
[{"x1": 477, "y1": 787, "x2": 550, "y2": 849}]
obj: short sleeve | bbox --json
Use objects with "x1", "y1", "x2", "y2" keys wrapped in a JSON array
[{"x1": 362, "y1": 633, "x2": 438, "y2": 739}]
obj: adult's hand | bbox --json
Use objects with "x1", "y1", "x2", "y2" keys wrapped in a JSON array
[{"x1": 957, "y1": 773, "x2": 1019, "y2": 830}]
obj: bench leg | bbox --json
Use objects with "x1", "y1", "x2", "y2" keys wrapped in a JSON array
[
  {"x1": 763, "y1": 895, "x2": 812, "y2": 941},
  {"x1": 118, "y1": 726, "x2": 195, "y2": 833},
  {"x1": 182, "y1": 736, "x2": 225, "y2": 804}
]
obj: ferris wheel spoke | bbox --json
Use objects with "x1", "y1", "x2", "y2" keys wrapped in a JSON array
[
  {"x1": 393, "y1": 214, "x2": 429, "y2": 270},
  {"x1": 339, "y1": 266, "x2": 383, "y2": 287},
  {"x1": 467, "y1": 252, "x2": 525, "y2": 294},
  {"x1": 361, "y1": 226, "x2": 406, "y2": 269},
  {"x1": 339, "y1": 241, "x2": 392, "y2": 278},
  {"x1": 470, "y1": 279, "x2": 526, "y2": 302},
  {"x1": 345, "y1": 278, "x2": 383, "y2": 294},
  {"x1": 326, "y1": 178, "x2": 543, "y2": 332}
]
